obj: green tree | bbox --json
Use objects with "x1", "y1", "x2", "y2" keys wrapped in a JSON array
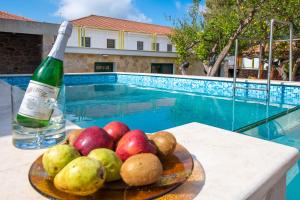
[
  {"x1": 170, "y1": 0, "x2": 300, "y2": 79},
  {"x1": 168, "y1": 0, "x2": 204, "y2": 74},
  {"x1": 241, "y1": 0, "x2": 300, "y2": 80}
]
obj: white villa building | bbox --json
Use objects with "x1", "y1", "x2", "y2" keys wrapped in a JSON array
[
  {"x1": 0, "y1": 12, "x2": 204, "y2": 75},
  {"x1": 64, "y1": 15, "x2": 178, "y2": 74}
]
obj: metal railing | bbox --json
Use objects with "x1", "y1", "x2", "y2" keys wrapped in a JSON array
[
  {"x1": 232, "y1": 38, "x2": 270, "y2": 99},
  {"x1": 233, "y1": 19, "x2": 294, "y2": 99},
  {"x1": 231, "y1": 19, "x2": 294, "y2": 131}
]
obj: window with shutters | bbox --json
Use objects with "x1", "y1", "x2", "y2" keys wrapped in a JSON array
[
  {"x1": 137, "y1": 41, "x2": 144, "y2": 50},
  {"x1": 81, "y1": 37, "x2": 91, "y2": 47},
  {"x1": 107, "y1": 39, "x2": 115, "y2": 48},
  {"x1": 152, "y1": 43, "x2": 160, "y2": 51},
  {"x1": 167, "y1": 44, "x2": 172, "y2": 52}
]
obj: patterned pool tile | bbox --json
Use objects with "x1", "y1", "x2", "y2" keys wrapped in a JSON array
[
  {"x1": 1, "y1": 73, "x2": 300, "y2": 105},
  {"x1": 117, "y1": 74, "x2": 300, "y2": 105}
]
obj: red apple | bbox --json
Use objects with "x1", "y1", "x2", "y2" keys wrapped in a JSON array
[
  {"x1": 73, "y1": 126, "x2": 114, "y2": 156},
  {"x1": 116, "y1": 130, "x2": 156, "y2": 161},
  {"x1": 103, "y1": 121, "x2": 130, "y2": 143}
]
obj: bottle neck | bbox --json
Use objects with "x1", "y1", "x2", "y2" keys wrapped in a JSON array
[{"x1": 48, "y1": 33, "x2": 68, "y2": 61}]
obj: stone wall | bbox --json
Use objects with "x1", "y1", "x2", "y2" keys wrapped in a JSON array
[
  {"x1": 222, "y1": 63, "x2": 268, "y2": 79},
  {"x1": 42, "y1": 35, "x2": 55, "y2": 59},
  {"x1": 64, "y1": 53, "x2": 178, "y2": 74},
  {"x1": 64, "y1": 53, "x2": 205, "y2": 75},
  {"x1": 185, "y1": 60, "x2": 205, "y2": 76},
  {"x1": 227, "y1": 68, "x2": 267, "y2": 79},
  {"x1": 0, "y1": 32, "x2": 42, "y2": 74},
  {"x1": 238, "y1": 69, "x2": 268, "y2": 79}
]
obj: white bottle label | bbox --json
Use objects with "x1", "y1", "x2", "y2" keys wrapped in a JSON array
[{"x1": 18, "y1": 80, "x2": 60, "y2": 120}]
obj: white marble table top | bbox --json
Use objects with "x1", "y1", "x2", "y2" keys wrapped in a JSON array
[
  {"x1": 167, "y1": 123, "x2": 299, "y2": 200},
  {"x1": 0, "y1": 122, "x2": 298, "y2": 200}
]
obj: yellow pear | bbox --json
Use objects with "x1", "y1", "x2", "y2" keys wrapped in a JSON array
[
  {"x1": 42, "y1": 144, "x2": 80, "y2": 177},
  {"x1": 54, "y1": 157, "x2": 106, "y2": 196}
]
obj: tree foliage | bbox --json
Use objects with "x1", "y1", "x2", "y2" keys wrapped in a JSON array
[{"x1": 169, "y1": 0, "x2": 300, "y2": 79}]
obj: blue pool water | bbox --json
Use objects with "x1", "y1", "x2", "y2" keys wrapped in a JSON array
[{"x1": 65, "y1": 83, "x2": 291, "y2": 133}]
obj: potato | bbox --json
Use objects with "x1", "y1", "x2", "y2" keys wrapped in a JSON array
[
  {"x1": 149, "y1": 131, "x2": 177, "y2": 159},
  {"x1": 120, "y1": 153, "x2": 162, "y2": 186}
]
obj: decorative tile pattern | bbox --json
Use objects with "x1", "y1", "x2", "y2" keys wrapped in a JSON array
[
  {"x1": 117, "y1": 74, "x2": 300, "y2": 105},
  {"x1": 1, "y1": 73, "x2": 300, "y2": 106}
]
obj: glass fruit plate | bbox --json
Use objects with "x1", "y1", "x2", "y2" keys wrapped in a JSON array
[{"x1": 29, "y1": 144, "x2": 195, "y2": 200}]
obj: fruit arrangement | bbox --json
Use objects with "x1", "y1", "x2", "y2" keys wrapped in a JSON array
[{"x1": 42, "y1": 121, "x2": 177, "y2": 196}]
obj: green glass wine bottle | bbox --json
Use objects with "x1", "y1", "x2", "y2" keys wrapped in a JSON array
[{"x1": 16, "y1": 21, "x2": 73, "y2": 128}]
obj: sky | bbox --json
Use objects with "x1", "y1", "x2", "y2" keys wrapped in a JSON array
[{"x1": 1, "y1": 0, "x2": 206, "y2": 27}]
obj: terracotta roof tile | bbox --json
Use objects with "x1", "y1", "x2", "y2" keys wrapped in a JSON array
[
  {"x1": 0, "y1": 11, "x2": 33, "y2": 22},
  {"x1": 72, "y1": 15, "x2": 173, "y2": 35}
]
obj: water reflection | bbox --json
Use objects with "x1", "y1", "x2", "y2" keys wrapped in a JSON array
[{"x1": 65, "y1": 84, "x2": 290, "y2": 133}]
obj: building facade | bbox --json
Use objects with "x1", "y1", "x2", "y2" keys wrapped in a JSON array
[
  {"x1": 0, "y1": 11, "x2": 59, "y2": 74},
  {"x1": 0, "y1": 12, "x2": 204, "y2": 75},
  {"x1": 64, "y1": 15, "x2": 180, "y2": 74}
]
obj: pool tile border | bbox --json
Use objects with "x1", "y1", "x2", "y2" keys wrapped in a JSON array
[
  {"x1": 117, "y1": 74, "x2": 300, "y2": 105},
  {"x1": 1, "y1": 72, "x2": 300, "y2": 105}
]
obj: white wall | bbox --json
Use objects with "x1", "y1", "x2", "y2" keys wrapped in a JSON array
[
  {"x1": 156, "y1": 36, "x2": 171, "y2": 52},
  {"x1": 242, "y1": 57, "x2": 267, "y2": 69},
  {"x1": 68, "y1": 27, "x2": 175, "y2": 52},
  {"x1": 124, "y1": 32, "x2": 152, "y2": 51},
  {"x1": 67, "y1": 27, "x2": 119, "y2": 48},
  {"x1": 124, "y1": 33, "x2": 174, "y2": 52},
  {"x1": 89, "y1": 29, "x2": 118, "y2": 48},
  {"x1": 67, "y1": 27, "x2": 78, "y2": 47}
]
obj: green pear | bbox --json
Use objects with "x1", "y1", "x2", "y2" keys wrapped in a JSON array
[
  {"x1": 42, "y1": 144, "x2": 80, "y2": 177},
  {"x1": 54, "y1": 157, "x2": 106, "y2": 196},
  {"x1": 88, "y1": 148, "x2": 122, "y2": 182}
]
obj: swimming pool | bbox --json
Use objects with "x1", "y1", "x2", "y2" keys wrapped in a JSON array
[
  {"x1": 65, "y1": 83, "x2": 290, "y2": 134},
  {"x1": 2, "y1": 72, "x2": 300, "y2": 199}
]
